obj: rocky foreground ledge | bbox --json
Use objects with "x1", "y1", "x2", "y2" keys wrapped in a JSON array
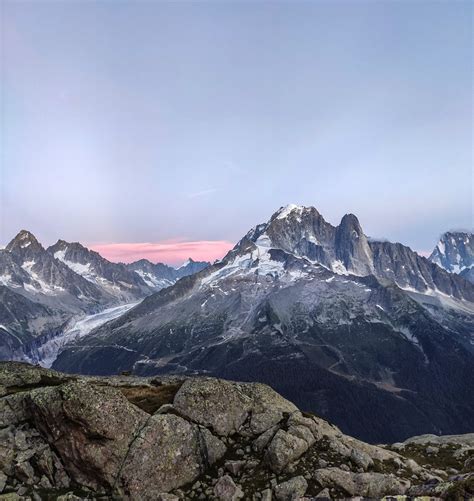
[{"x1": 0, "y1": 363, "x2": 472, "y2": 501}]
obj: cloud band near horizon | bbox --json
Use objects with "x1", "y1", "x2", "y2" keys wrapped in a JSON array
[{"x1": 88, "y1": 240, "x2": 235, "y2": 266}]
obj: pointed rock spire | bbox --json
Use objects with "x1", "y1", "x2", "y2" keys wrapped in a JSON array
[{"x1": 335, "y1": 214, "x2": 374, "y2": 275}]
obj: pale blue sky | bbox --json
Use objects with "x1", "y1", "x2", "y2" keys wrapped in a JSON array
[{"x1": 1, "y1": 0, "x2": 472, "y2": 260}]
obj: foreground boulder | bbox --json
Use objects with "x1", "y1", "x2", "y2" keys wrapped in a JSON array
[
  {"x1": 0, "y1": 362, "x2": 472, "y2": 500},
  {"x1": 313, "y1": 468, "x2": 410, "y2": 497}
]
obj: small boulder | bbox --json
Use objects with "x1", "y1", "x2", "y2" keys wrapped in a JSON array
[
  {"x1": 261, "y1": 488, "x2": 272, "y2": 501},
  {"x1": 405, "y1": 458, "x2": 422, "y2": 474},
  {"x1": 314, "y1": 487, "x2": 331, "y2": 499},
  {"x1": 214, "y1": 475, "x2": 244, "y2": 501},
  {"x1": 265, "y1": 430, "x2": 309, "y2": 473},
  {"x1": 350, "y1": 448, "x2": 373, "y2": 471},
  {"x1": 273, "y1": 476, "x2": 308, "y2": 501},
  {"x1": 225, "y1": 460, "x2": 246, "y2": 476},
  {"x1": 253, "y1": 425, "x2": 279, "y2": 453}
]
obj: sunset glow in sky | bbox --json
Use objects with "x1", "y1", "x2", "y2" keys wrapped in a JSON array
[
  {"x1": 89, "y1": 240, "x2": 234, "y2": 266},
  {"x1": 1, "y1": 1, "x2": 472, "y2": 263}
]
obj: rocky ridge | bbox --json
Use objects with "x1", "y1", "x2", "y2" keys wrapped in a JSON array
[
  {"x1": 125, "y1": 258, "x2": 209, "y2": 290},
  {"x1": 0, "y1": 362, "x2": 472, "y2": 500},
  {"x1": 47, "y1": 240, "x2": 151, "y2": 302}
]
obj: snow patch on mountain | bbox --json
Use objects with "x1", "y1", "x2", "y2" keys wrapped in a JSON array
[
  {"x1": 134, "y1": 269, "x2": 173, "y2": 289},
  {"x1": 275, "y1": 203, "x2": 305, "y2": 220},
  {"x1": 54, "y1": 250, "x2": 95, "y2": 281},
  {"x1": 21, "y1": 260, "x2": 65, "y2": 295},
  {"x1": 37, "y1": 301, "x2": 141, "y2": 368}
]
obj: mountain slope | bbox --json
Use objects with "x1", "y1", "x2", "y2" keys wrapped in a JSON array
[
  {"x1": 0, "y1": 286, "x2": 69, "y2": 360},
  {"x1": 54, "y1": 205, "x2": 474, "y2": 443},
  {"x1": 1, "y1": 231, "x2": 112, "y2": 311},
  {"x1": 429, "y1": 231, "x2": 474, "y2": 283},
  {"x1": 47, "y1": 239, "x2": 151, "y2": 301}
]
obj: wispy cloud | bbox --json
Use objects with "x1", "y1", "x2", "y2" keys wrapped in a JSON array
[
  {"x1": 88, "y1": 239, "x2": 234, "y2": 266},
  {"x1": 187, "y1": 188, "x2": 218, "y2": 199}
]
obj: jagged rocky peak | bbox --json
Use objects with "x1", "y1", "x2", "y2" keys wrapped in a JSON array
[
  {"x1": 48, "y1": 239, "x2": 96, "y2": 264},
  {"x1": 5, "y1": 229, "x2": 43, "y2": 254},
  {"x1": 430, "y1": 231, "x2": 474, "y2": 282},
  {"x1": 231, "y1": 204, "x2": 474, "y2": 299},
  {"x1": 1, "y1": 362, "x2": 473, "y2": 500},
  {"x1": 335, "y1": 213, "x2": 374, "y2": 276},
  {"x1": 271, "y1": 203, "x2": 319, "y2": 221},
  {"x1": 179, "y1": 257, "x2": 195, "y2": 267},
  {"x1": 175, "y1": 257, "x2": 210, "y2": 277},
  {"x1": 238, "y1": 204, "x2": 373, "y2": 275},
  {"x1": 49, "y1": 238, "x2": 82, "y2": 254},
  {"x1": 243, "y1": 204, "x2": 335, "y2": 263}
]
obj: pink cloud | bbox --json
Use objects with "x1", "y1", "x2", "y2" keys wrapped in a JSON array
[{"x1": 88, "y1": 240, "x2": 235, "y2": 266}]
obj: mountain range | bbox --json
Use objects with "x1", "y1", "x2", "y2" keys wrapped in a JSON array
[
  {"x1": 0, "y1": 230, "x2": 208, "y2": 361},
  {"x1": 48, "y1": 205, "x2": 474, "y2": 443}
]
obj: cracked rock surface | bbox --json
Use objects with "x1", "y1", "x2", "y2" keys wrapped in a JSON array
[{"x1": 0, "y1": 362, "x2": 473, "y2": 500}]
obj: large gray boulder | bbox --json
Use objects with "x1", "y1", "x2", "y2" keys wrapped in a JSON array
[
  {"x1": 24, "y1": 379, "x2": 226, "y2": 498},
  {"x1": 119, "y1": 414, "x2": 226, "y2": 498},
  {"x1": 173, "y1": 378, "x2": 297, "y2": 437},
  {"x1": 26, "y1": 380, "x2": 148, "y2": 491},
  {"x1": 313, "y1": 467, "x2": 410, "y2": 497},
  {"x1": 173, "y1": 378, "x2": 252, "y2": 436}
]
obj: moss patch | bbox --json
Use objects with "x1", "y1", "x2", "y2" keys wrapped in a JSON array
[
  {"x1": 119, "y1": 383, "x2": 182, "y2": 414},
  {"x1": 444, "y1": 476, "x2": 474, "y2": 501},
  {"x1": 391, "y1": 443, "x2": 466, "y2": 471}
]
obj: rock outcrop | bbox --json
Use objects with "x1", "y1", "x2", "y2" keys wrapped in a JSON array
[{"x1": 0, "y1": 362, "x2": 472, "y2": 500}]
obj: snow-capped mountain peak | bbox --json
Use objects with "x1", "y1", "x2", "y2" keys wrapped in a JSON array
[
  {"x1": 6, "y1": 230, "x2": 43, "y2": 254},
  {"x1": 201, "y1": 205, "x2": 473, "y2": 303},
  {"x1": 273, "y1": 203, "x2": 307, "y2": 221},
  {"x1": 429, "y1": 231, "x2": 474, "y2": 282}
]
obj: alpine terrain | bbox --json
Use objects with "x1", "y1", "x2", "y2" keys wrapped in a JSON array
[
  {"x1": 0, "y1": 230, "x2": 208, "y2": 364},
  {"x1": 53, "y1": 205, "x2": 474, "y2": 443},
  {"x1": 1, "y1": 362, "x2": 473, "y2": 500}
]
